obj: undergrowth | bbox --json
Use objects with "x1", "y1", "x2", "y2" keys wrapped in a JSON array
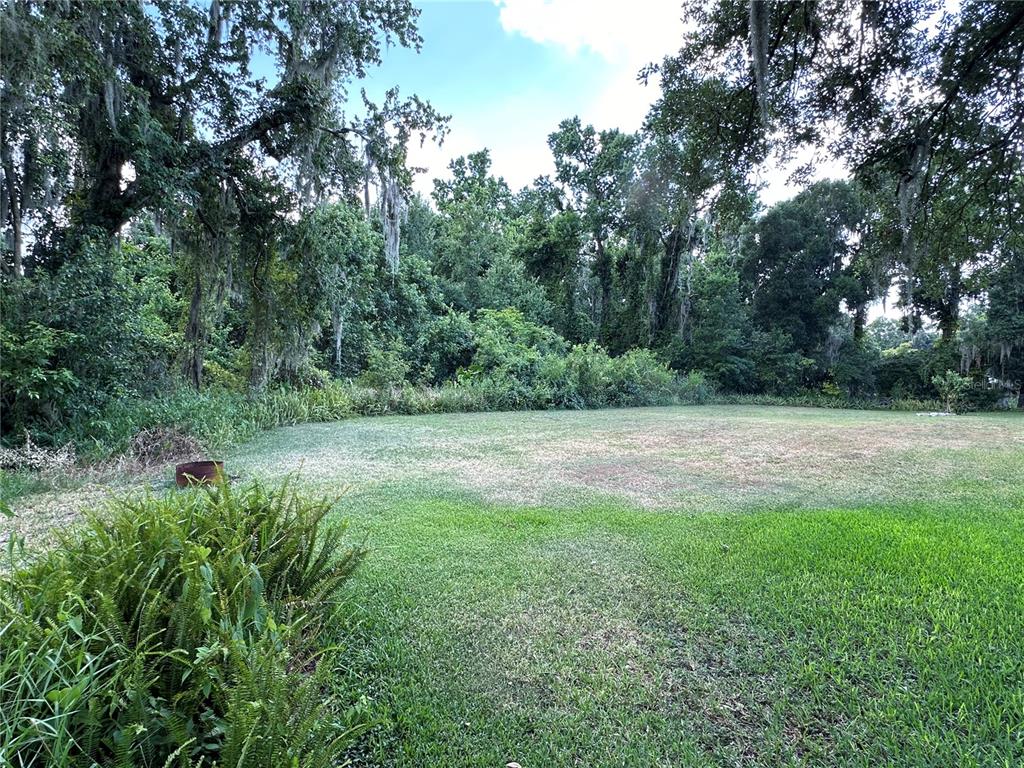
[{"x1": 27, "y1": 377, "x2": 953, "y2": 465}]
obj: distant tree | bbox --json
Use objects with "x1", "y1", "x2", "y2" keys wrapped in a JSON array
[
  {"x1": 479, "y1": 253, "x2": 553, "y2": 326},
  {"x1": 985, "y1": 249, "x2": 1024, "y2": 405},
  {"x1": 667, "y1": 251, "x2": 754, "y2": 390},
  {"x1": 933, "y1": 370, "x2": 971, "y2": 413},
  {"x1": 290, "y1": 203, "x2": 379, "y2": 376},
  {"x1": 740, "y1": 181, "x2": 868, "y2": 368},
  {"x1": 866, "y1": 317, "x2": 912, "y2": 352},
  {"x1": 548, "y1": 118, "x2": 638, "y2": 338},
  {"x1": 431, "y1": 150, "x2": 514, "y2": 311},
  {"x1": 512, "y1": 181, "x2": 589, "y2": 341},
  {"x1": 0, "y1": 0, "x2": 446, "y2": 391}
]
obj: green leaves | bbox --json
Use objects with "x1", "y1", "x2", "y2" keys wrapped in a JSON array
[{"x1": 1, "y1": 478, "x2": 367, "y2": 767}]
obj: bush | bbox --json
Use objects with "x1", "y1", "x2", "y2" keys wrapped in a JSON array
[
  {"x1": 541, "y1": 342, "x2": 614, "y2": 409},
  {"x1": 748, "y1": 329, "x2": 811, "y2": 394},
  {"x1": 0, "y1": 321, "x2": 80, "y2": 434},
  {"x1": 419, "y1": 311, "x2": 476, "y2": 384},
  {"x1": 610, "y1": 349, "x2": 678, "y2": 406},
  {"x1": 932, "y1": 370, "x2": 972, "y2": 413},
  {"x1": 0, "y1": 234, "x2": 182, "y2": 440},
  {"x1": 465, "y1": 308, "x2": 566, "y2": 383},
  {"x1": 677, "y1": 370, "x2": 716, "y2": 404},
  {"x1": 359, "y1": 339, "x2": 412, "y2": 389},
  {"x1": 958, "y1": 383, "x2": 1002, "y2": 412},
  {"x1": 0, "y1": 479, "x2": 368, "y2": 767},
  {"x1": 831, "y1": 339, "x2": 880, "y2": 398}
]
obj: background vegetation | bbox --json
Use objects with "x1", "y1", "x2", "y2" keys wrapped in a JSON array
[{"x1": 2, "y1": 0, "x2": 1022, "y2": 467}]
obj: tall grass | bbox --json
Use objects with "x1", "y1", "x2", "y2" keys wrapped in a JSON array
[
  {"x1": 58, "y1": 375, "x2": 705, "y2": 462},
  {"x1": 0, "y1": 479, "x2": 367, "y2": 767}
]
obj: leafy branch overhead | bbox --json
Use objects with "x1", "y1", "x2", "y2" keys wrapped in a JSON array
[
  {"x1": 0, "y1": 0, "x2": 448, "y2": 244},
  {"x1": 652, "y1": 0, "x2": 1024, "y2": 329}
]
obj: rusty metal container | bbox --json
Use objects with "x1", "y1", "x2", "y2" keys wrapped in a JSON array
[{"x1": 175, "y1": 460, "x2": 224, "y2": 487}]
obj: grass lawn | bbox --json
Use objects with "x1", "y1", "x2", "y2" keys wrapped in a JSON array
[
  {"x1": 222, "y1": 405, "x2": 1024, "y2": 767},
  {"x1": 9, "y1": 405, "x2": 1024, "y2": 765}
]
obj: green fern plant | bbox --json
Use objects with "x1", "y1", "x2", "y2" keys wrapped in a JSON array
[{"x1": 0, "y1": 478, "x2": 367, "y2": 767}]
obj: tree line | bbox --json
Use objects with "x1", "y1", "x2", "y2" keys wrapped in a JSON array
[{"x1": 2, "y1": 0, "x2": 1022, "y2": 443}]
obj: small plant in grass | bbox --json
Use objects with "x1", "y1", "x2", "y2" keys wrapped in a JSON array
[
  {"x1": 932, "y1": 370, "x2": 971, "y2": 413},
  {"x1": 0, "y1": 478, "x2": 368, "y2": 767}
]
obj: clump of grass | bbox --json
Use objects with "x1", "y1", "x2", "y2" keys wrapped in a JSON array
[{"x1": 0, "y1": 478, "x2": 368, "y2": 767}]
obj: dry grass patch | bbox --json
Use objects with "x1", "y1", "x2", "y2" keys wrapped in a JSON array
[{"x1": 220, "y1": 406, "x2": 1023, "y2": 512}]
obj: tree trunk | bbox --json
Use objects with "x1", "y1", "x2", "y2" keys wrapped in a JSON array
[
  {"x1": 248, "y1": 313, "x2": 273, "y2": 391},
  {"x1": 938, "y1": 306, "x2": 958, "y2": 343},
  {"x1": 1, "y1": 141, "x2": 24, "y2": 276},
  {"x1": 675, "y1": 220, "x2": 698, "y2": 342},
  {"x1": 594, "y1": 236, "x2": 611, "y2": 334},
  {"x1": 363, "y1": 144, "x2": 372, "y2": 217},
  {"x1": 332, "y1": 302, "x2": 345, "y2": 375},
  {"x1": 247, "y1": 260, "x2": 275, "y2": 392},
  {"x1": 183, "y1": 272, "x2": 204, "y2": 389},
  {"x1": 853, "y1": 303, "x2": 867, "y2": 341}
]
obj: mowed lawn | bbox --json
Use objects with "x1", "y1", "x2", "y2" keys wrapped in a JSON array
[
  {"x1": 21, "y1": 405, "x2": 1021, "y2": 767},
  {"x1": 223, "y1": 405, "x2": 1024, "y2": 767},
  {"x1": 224, "y1": 406, "x2": 1024, "y2": 766}
]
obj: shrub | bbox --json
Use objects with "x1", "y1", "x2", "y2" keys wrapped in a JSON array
[
  {"x1": 609, "y1": 349, "x2": 677, "y2": 406},
  {"x1": 359, "y1": 339, "x2": 412, "y2": 389},
  {"x1": 466, "y1": 308, "x2": 566, "y2": 382},
  {"x1": 0, "y1": 234, "x2": 182, "y2": 439},
  {"x1": 678, "y1": 370, "x2": 716, "y2": 404},
  {"x1": 932, "y1": 370, "x2": 972, "y2": 413},
  {"x1": 420, "y1": 311, "x2": 476, "y2": 384},
  {"x1": 0, "y1": 479, "x2": 368, "y2": 767},
  {"x1": 877, "y1": 343, "x2": 930, "y2": 398},
  {"x1": 831, "y1": 339, "x2": 880, "y2": 397},
  {"x1": 958, "y1": 383, "x2": 1002, "y2": 412},
  {"x1": 748, "y1": 328, "x2": 810, "y2": 394},
  {"x1": 539, "y1": 342, "x2": 615, "y2": 409},
  {"x1": 0, "y1": 321, "x2": 80, "y2": 434}
]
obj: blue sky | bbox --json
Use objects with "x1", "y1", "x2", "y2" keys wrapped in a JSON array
[
  {"x1": 341, "y1": 0, "x2": 850, "y2": 209},
  {"x1": 355, "y1": 0, "x2": 688, "y2": 196}
]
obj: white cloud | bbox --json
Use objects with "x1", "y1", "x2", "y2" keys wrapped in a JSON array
[
  {"x1": 495, "y1": 0, "x2": 685, "y2": 66},
  {"x1": 408, "y1": 0, "x2": 685, "y2": 195},
  {"x1": 410, "y1": 2, "x2": 846, "y2": 207},
  {"x1": 495, "y1": 0, "x2": 687, "y2": 132},
  {"x1": 402, "y1": 3, "x2": 690, "y2": 200}
]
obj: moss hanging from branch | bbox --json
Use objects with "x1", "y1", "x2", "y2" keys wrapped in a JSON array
[
  {"x1": 748, "y1": 0, "x2": 770, "y2": 126},
  {"x1": 896, "y1": 134, "x2": 931, "y2": 323}
]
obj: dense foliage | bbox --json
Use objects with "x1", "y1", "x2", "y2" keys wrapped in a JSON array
[
  {"x1": 2, "y1": 0, "x2": 1020, "y2": 454},
  {"x1": 1, "y1": 479, "x2": 366, "y2": 767}
]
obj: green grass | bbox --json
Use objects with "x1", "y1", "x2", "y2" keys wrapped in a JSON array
[
  {"x1": 228, "y1": 405, "x2": 1024, "y2": 767},
  {"x1": 7, "y1": 405, "x2": 1024, "y2": 765},
  {"x1": 333, "y1": 501, "x2": 1023, "y2": 767}
]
